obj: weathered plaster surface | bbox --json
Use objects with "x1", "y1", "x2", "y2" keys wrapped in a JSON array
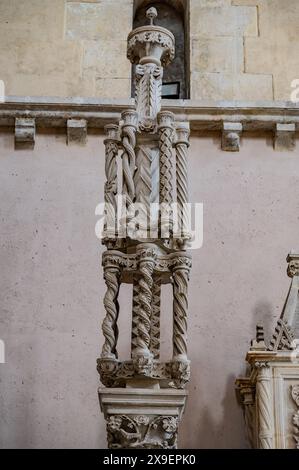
[{"x1": 0, "y1": 131, "x2": 299, "y2": 448}]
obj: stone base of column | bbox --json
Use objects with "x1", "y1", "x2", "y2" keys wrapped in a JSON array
[{"x1": 98, "y1": 387, "x2": 188, "y2": 449}]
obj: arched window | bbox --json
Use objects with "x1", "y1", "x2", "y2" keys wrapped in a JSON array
[{"x1": 132, "y1": 0, "x2": 189, "y2": 99}]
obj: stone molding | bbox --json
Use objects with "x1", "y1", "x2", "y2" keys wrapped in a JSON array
[{"x1": 2, "y1": 98, "x2": 298, "y2": 150}]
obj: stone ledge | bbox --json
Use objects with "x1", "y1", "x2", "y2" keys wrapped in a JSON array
[{"x1": 1, "y1": 97, "x2": 299, "y2": 150}]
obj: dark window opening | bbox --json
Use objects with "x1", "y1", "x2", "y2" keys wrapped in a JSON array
[{"x1": 132, "y1": 1, "x2": 189, "y2": 100}]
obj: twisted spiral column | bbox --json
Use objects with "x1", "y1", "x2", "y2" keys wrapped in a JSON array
[
  {"x1": 101, "y1": 257, "x2": 121, "y2": 359},
  {"x1": 158, "y1": 111, "x2": 175, "y2": 237},
  {"x1": 256, "y1": 363, "x2": 273, "y2": 449},
  {"x1": 131, "y1": 277, "x2": 139, "y2": 357},
  {"x1": 104, "y1": 125, "x2": 119, "y2": 238},
  {"x1": 175, "y1": 123, "x2": 190, "y2": 238},
  {"x1": 134, "y1": 245, "x2": 156, "y2": 358},
  {"x1": 134, "y1": 145, "x2": 152, "y2": 237},
  {"x1": 150, "y1": 278, "x2": 161, "y2": 360},
  {"x1": 121, "y1": 111, "x2": 138, "y2": 230},
  {"x1": 172, "y1": 256, "x2": 191, "y2": 361}
]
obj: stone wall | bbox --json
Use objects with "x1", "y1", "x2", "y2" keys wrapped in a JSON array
[
  {"x1": 0, "y1": 0, "x2": 298, "y2": 101},
  {"x1": 0, "y1": 130, "x2": 299, "y2": 448}
]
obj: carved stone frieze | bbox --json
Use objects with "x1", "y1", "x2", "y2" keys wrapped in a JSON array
[
  {"x1": 97, "y1": 358, "x2": 189, "y2": 389},
  {"x1": 107, "y1": 414, "x2": 178, "y2": 449}
]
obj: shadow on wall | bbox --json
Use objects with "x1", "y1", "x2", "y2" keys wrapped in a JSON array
[{"x1": 179, "y1": 374, "x2": 247, "y2": 449}]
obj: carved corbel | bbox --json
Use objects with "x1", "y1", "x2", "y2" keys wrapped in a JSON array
[
  {"x1": 171, "y1": 255, "x2": 192, "y2": 365},
  {"x1": 274, "y1": 123, "x2": 296, "y2": 151},
  {"x1": 120, "y1": 110, "x2": 138, "y2": 232},
  {"x1": 221, "y1": 122, "x2": 242, "y2": 152},
  {"x1": 101, "y1": 254, "x2": 122, "y2": 360},
  {"x1": 15, "y1": 117, "x2": 35, "y2": 150},
  {"x1": 67, "y1": 118, "x2": 87, "y2": 145},
  {"x1": 132, "y1": 244, "x2": 157, "y2": 371}
]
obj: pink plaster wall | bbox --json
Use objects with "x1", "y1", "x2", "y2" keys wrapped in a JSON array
[{"x1": 0, "y1": 129, "x2": 298, "y2": 448}]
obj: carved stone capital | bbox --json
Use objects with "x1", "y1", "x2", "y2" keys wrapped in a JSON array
[
  {"x1": 170, "y1": 360, "x2": 190, "y2": 389},
  {"x1": 274, "y1": 123, "x2": 296, "y2": 151},
  {"x1": 67, "y1": 118, "x2": 87, "y2": 145},
  {"x1": 99, "y1": 388, "x2": 187, "y2": 449},
  {"x1": 287, "y1": 252, "x2": 299, "y2": 277},
  {"x1": 175, "y1": 122, "x2": 190, "y2": 147}
]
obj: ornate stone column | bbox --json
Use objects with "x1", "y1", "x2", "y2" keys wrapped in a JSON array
[{"x1": 98, "y1": 8, "x2": 191, "y2": 449}]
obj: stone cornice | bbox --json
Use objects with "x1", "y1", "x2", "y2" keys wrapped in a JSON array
[
  {"x1": 0, "y1": 96, "x2": 299, "y2": 131},
  {"x1": 1, "y1": 97, "x2": 299, "y2": 150}
]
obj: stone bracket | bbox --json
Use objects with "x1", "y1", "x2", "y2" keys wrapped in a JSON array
[
  {"x1": 274, "y1": 123, "x2": 296, "y2": 151},
  {"x1": 15, "y1": 117, "x2": 35, "y2": 150},
  {"x1": 222, "y1": 122, "x2": 242, "y2": 151},
  {"x1": 67, "y1": 118, "x2": 87, "y2": 145}
]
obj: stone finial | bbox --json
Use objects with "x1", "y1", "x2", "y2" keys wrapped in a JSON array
[
  {"x1": 146, "y1": 7, "x2": 158, "y2": 25},
  {"x1": 250, "y1": 323, "x2": 266, "y2": 351}
]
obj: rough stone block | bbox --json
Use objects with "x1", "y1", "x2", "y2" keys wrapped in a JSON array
[
  {"x1": 66, "y1": 2, "x2": 132, "y2": 41},
  {"x1": 274, "y1": 123, "x2": 296, "y2": 151},
  {"x1": 16, "y1": 40, "x2": 83, "y2": 77},
  {"x1": 0, "y1": 0, "x2": 65, "y2": 41},
  {"x1": 95, "y1": 78, "x2": 131, "y2": 99},
  {"x1": 67, "y1": 119, "x2": 88, "y2": 145},
  {"x1": 82, "y1": 40, "x2": 129, "y2": 78},
  {"x1": 190, "y1": 5, "x2": 258, "y2": 38},
  {"x1": 15, "y1": 118, "x2": 35, "y2": 150},
  {"x1": 192, "y1": 37, "x2": 243, "y2": 74}
]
